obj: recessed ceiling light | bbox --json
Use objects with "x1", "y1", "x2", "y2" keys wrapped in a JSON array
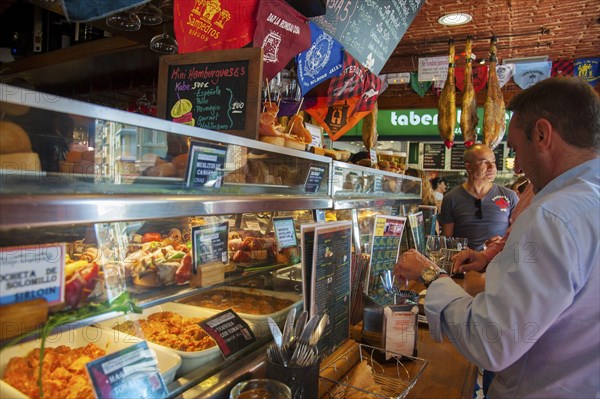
[{"x1": 438, "y1": 13, "x2": 472, "y2": 26}]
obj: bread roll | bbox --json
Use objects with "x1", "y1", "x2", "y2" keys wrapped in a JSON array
[
  {"x1": 284, "y1": 139, "x2": 306, "y2": 151},
  {"x1": 144, "y1": 162, "x2": 177, "y2": 177},
  {"x1": 172, "y1": 153, "x2": 189, "y2": 177},
  {"x1": 81, "y1": 151, "x2": 95, "y2": 162},
  {"x1": 0, "y1": 152, "x2": 41, "y2": 171},
  {"x1": 66, "y1": 151, "x2": 83, "y2": 163},
  {"x1": 259, "y1": 135, "x2": 285, "y2": 146},
  {"x1": 2, "y1": 103, "x2": 29, "y2": 116},
  {"x1": 0, "y1": 121, "x2": 32, "y2": 154}
]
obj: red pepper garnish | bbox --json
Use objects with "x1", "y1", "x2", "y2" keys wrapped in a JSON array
[
  {"x1": 142, "y1": 232, "x2": 162, "y2": 243},
  {"x1": 64, "y1": 262, "x2": 99, "y2": 308}
]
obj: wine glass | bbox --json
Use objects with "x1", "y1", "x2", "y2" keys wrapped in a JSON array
[
  {"x1": 150, "y1": 24, "x2": 178, "y2": 54},
  {"x1": 134, "y1": 3, "x2": 163, "y2": 26},
  {"x1": 426, "y1": 235, "x2": 446, "y2": 266},
  {"x1": 106, "y1": 10, "x2": 141, "y2": 31}
]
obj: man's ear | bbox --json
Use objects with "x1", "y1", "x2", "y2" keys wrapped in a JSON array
[{"x1": 533, "y1": 118, "x2": 553, "y2": 151}]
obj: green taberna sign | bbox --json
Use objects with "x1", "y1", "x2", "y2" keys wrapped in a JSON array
[{"x1": 340, "y1": 108, "x2": 512, "y2": 140}]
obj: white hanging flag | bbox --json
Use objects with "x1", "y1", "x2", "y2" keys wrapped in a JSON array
[{"x1": 496, "y1": 64, "x2": 515, "y2": 88}]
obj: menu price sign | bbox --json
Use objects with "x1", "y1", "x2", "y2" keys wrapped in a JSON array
[
  {"x1": 157, "y1": 48, "x2": 263, "y2": 140},
  {"x1": 450, "y1": 142, "x2": 505, "y2": 171},
  {"x1": 367, "y1": 216, "x2": 407, "y2": 300},
  {"x1": 450, "y1": 142, "x2": 467, "y2": 170},
  {"x1": 0, "y1": 244, "x2": 64, "y2": 306},
  {"x1": 407, "y1": 212, "x2": 426, "y2": 254},
  {"x1": 309, "y1": 221, "x2": 353, "y2": 358},
  {"x1": 86, "y1": 341, "x2": 168, "y2": 399},
  {"x1": 273, "y1": 217, "x2": 298, "y2": 250},
  {"x1": 304, "y1": 166, "x2": 326, "y2": 193},
  {"x1": 312, "y1": 0, "x2": 425, "y2": 75},
  {"x1": 199, "y1": 309, "x2": 256, "y2": 358},
  {"x1": 493, "y1": 143, "x2": 505, "y2": 171},
  {"x1": 191, "y1": 222, "x2": 229, "y2": 272},
  {"x1": 185, "y1": 141, "x2": 227, "y2": 189},
  {"x1": 422, "y1": 143, "x2": 446, "y2": 170}
]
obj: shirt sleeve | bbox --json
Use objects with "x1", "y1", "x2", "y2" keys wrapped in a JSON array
[
  {"x1": 425, "y1": 205, "x2": 580, "y2": 371},
  {"x1": 438, "y1": 193, "x2": 453, "y2": 225}
]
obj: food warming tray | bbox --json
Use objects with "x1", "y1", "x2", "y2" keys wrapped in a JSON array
[
  {"x1": 94, "y1": 302, "x2": 222, "y2": 375},
  {"x1": 0, "y1": 325, "x2": 182, "y2": 399}
]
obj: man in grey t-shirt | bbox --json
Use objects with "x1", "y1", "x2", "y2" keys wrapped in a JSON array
[{"x1": 439, "y1": 144, "x2": 518, "y2": 250}]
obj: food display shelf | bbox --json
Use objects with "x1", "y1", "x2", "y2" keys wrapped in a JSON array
[
  {"x1": 0, "y1": 194, "x2": 332, "y2": 230},
  {"x1": 0, "y1": 84, "x2": 424, "y2": 399}
]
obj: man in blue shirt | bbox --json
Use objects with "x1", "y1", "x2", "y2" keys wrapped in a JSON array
[{"x1": 395, "y1": 77, "x2": 599, "y2": 398}]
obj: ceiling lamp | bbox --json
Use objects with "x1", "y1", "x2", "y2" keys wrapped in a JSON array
[{"x1": 438, "y1": 13, "x2": 472, "y2": 26}]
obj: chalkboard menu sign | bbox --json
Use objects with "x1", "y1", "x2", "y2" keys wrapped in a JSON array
[
  {"x1": 422, "y1": 143, "x2": 446, "y2": 169},
  {"x1": 493, "y1": 143, "x2": 505, "y2": 171},
  {"x1": 157, "y1": 48, "x2": 263, "y2": 140},
  {"x1": 450, "y1": 142, "x2": 505, "y2": 171},
  {"x1": 312, "y1": 0, "x2": 425, "y2": 75},
  {"x1": 450, "y1": 142, "x2": 467, "y2": 170}
]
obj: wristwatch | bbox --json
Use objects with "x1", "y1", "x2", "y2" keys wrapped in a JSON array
[{"x1": 419, "y1": 266, "x2": 448, "y2": 288}]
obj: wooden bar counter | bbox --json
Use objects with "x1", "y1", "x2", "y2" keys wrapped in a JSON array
[{"x1": 349, "y1": 274, "x2": 484, "y2": 399}]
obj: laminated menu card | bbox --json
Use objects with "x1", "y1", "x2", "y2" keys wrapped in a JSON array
[
  {"x1": 302, "y1": 221, "x2": 353, "y2": 358},
  {"x1": 366, "y1": 215, "x2": 407, "y2": 304}
]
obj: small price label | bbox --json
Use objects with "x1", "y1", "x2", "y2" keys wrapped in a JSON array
[
  {"x1": 369, "y1": 149, "x2": 378, "y2": 166},
  {"x1": 304, "y1": 166, "x2": 326, "y2": 193},
  {"x1": 86, "y1": 341, "x2": 168, "y2": 399},
  {"x1": 199, "y1": 310, "x2": 256, "y2": 358},
  {"x1": 191, "y1": 222, "x2": 229, "y2": 272},
  {"x1": 185, "y1": 141, "x2": 228, "y2": 189},
  {"x1": 273, "y1": 217, "x2": 298, "y2": 249}
]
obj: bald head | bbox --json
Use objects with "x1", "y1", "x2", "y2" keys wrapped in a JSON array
[{"x1": 464, "y1": 144, "x2": 494, "y2": 163}]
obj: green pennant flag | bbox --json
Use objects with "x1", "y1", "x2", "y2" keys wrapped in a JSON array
[{"x1": 410, "y1": 72, "x2": 432, "y2": 97}]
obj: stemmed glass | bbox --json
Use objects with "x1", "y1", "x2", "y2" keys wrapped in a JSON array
[
  {"x1": 106, "y1": 10, "x2": 141, "y2": 31},
  {"x1": 134, "y1": 3, "x2": 163, "y2": 26},
  {"x1": 426, "y1": 235, "x2": 446, "y2": 266},
  {"x1": 150, "y1": 24, "x2": 178, "y2": 54}
]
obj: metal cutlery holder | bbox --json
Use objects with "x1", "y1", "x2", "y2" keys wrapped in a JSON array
[{"x1": 266, "y1": 355, "x2": 321, "y2": 399}]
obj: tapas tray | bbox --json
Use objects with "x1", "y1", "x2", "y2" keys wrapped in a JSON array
[
  {"x1": 0, "y1": 325, "x2": 181, "y2": 399},
  {"x1": 95, "y1": 302, "x2": 221, "y2": 375},
  {"x1": 177, "y1": 286, "x2": 302, "y2": 338}
]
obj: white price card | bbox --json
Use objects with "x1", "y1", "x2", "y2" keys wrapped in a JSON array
[
  {"x1": 273, "y1": 217, "x2": 298, "y2": 249},
  {"x1": 0, "y1": 244, "x2": 65, "y2": 306}
]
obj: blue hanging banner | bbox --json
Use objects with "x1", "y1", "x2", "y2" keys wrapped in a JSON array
[
  {"x1": 296, "y1": 21, "x2": 344, "y2": 96},
  {"x1": 574, "y1": 58, "x2": 600, "y2": 87},
  {"x1": 61, "y1": 0, "x2": 150, "y2": 22},
  {"x1": 513, "y1": 61, "x2": 552, "y2": 90}
]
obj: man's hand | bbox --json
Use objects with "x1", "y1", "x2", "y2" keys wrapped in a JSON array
[
  {"x1": 394, "y1": 249, "x2": 436, "y2": 282},
  {"x1": 452, "y1": 249, "x2": 489, "y2": 273}
]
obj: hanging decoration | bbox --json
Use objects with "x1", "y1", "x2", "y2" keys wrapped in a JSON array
[
  {"x1": 61, "y1": 0, "x2": 149, "y2": 22},
  {"x1": 574, "y1": 58, "x2": 600, "y2": 87},
  {"x1": 455, "y1": 64, "x2": 489, "y2": 93},
  {"x1": 296, "y1": 21, "x2": 344, "y2": 97},
  {"x1": 174, "y1": 0, "x2": 259, "y2": 53},
  {"x1": 253, "y1": 0, "x2": 311, "y2": 80},
  {"x1": 496, "y1": 64, "x2": 515, "y2": 88},
  {"x1": 409, "y1": 72, "x2": 432, "y2": 97},
  {"x1": 551, "y1": 59, "x2": 574, "y2": 77},
  {"x1": 305, "y1": 96, "x2": 370, "y2": 141},
  {"x1": 513, "y1": 61, "x2": 552, "y2": 90}
]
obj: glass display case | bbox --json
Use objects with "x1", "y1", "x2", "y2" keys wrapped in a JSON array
[{"x1": 0, "y1": 83, "x2": 422, "y2": 398}]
